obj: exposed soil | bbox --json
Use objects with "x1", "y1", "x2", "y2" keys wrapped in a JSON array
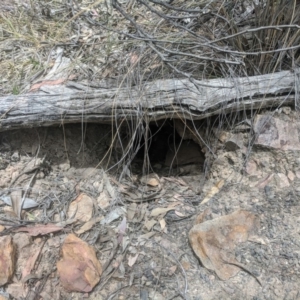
[{"x1": 0, "y1": 108, "x2": 300, "y2": 300}]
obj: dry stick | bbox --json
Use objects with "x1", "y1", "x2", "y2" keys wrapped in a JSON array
[
  {"x1": 19, "y1": 169, "x2": 39, "y2": 219},
  {"x1": 208, "y1": 24, "x2": 300, "y2": 45},
  {"x1": 140, "y1": 0, "x2": 287, "y2": 61},
  {"x1": 55, "y1": 0, "x2": 106, "y2": 39},
  {"x1": 0, "y1": 106, "x2": 15, "y2": 120},
  {"x1": 90, "y1": 15, "x2": 300, "y2": 57},
  {"x1": 139, "y1": 0, "x2": 206, "y2": 39},
  {"x1": 97, "y1": 242, "x2": 129, "y2": 292},
  {"x1": 206, "y1": 41, "x2": 300, "y2": 56},
  {"x1": 151, "y1": 240, "x2": 188, "y2": 297},
  {"x1": 148, "y1": 0, "x2": 205, "y2": 13},
  {"x1": 222, "y1": 259, "x2": 262, "y2": 287},
  {"x1": 155, "y1": 43, "x2": 240, "y2": 65},
  {"x1": 113, "y1": 0, "x2": 243, "y2": 84},
  {"x1": 107, "y1": 285, "x2": 131, "y2": 300},
  {"x1": 100, "y1": 234, "x2": 119, "y2": 273}
]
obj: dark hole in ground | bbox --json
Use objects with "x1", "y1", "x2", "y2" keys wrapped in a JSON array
[
  {"x1": 129, "y1": 120, "x2": 206, "y2": 173},
  {"x1": 136, "y1": 120, "x2": 181, "y2": 163},
  {"x1": 0, "y1": 120, "x2": 207, "y2": 177}
]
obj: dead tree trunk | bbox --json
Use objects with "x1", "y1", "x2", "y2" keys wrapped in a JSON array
[{"x1": 0, "y1": 68, "x2": 299, "y2": 132}]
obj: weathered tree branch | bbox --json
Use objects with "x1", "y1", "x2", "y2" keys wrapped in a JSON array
[{"x1": 0, "y1": 68, "x2": 298, "y2": 132}]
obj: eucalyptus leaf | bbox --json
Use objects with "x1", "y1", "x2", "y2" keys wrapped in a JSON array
[{"x1": 0, "y1": 195, "x2": 38, "y2": 209}]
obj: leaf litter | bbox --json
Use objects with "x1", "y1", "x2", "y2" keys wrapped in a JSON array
[{"x1": 0, "y1": 92, "x2": 300, "y2": 298}]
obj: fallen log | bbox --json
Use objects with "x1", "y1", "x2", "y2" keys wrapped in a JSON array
[{"x1": 0, "y1": 68, "x2": 299, "y2": 132}]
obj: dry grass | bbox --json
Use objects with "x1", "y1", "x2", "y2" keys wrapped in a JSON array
[{"x1": 1, "y1": 0, "x2": 299, "y2": 95}]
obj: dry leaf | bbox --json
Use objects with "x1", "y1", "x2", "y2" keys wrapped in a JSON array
[
  {"x1": 159, "y1": 218, "x2": 166, "y2": 230},
  {"x1": 144, "y1": 219, "x2": 157, "y2": 231},
  {"x1": 10, "y1": 190, "x2": 22, "y2": 218},
  {"x1": 147, "y1": 178, "x2": 160, "y2": 187},
  {"x1": 255, "y1": 173, "x2": 274, "y2": 189},
  {"x1": 29, "y1": 79, "x2": 65, "y2": 91},
  {"x1": 118, "y1": 217, "x2": 127, "y2": 244},
  {"x1": 14, "y1": 224, "x2": 63, "y2": 236},
  {"x1": 68, "y1": 193, "x2": 94, "y2": 222},
  {"x1": 103, "y1": 172, "x2": 116, "y2": 199},
  {"x1": 150, "y1": 202, "x2": 180, "y2": 218},
  {"x1": 128, "y1": 253, "x2": 139, "y2": 267},
  {"x1": 168, "y1": 202, "x2": 181, "y2": 209},
  {"x1": 168, "y1": 266, "x2": 177, "y2": 275},
  {"x1": 22, "y1": 241, "x2": 44, "y2": 282},
  {"x1": 201, "y1": 179, "x2": 224, "y2": 204},
  {"x1": 163, "y1": 176, "x2": 187, "y2": 186},
  {"x1": 100, "y1": 207, "x2": 124, "y2": 225},
  {"x1": 127, "y1": 203, "x2": 137, "y2": 221},
  {"x1": 0, "y1": 195, "x2": 38, "y2": 209},
  {"x1": 140, "y1": 173, "x2": 160, "y2": 187},
  {"x1": 175, "y1": 211, "x2": 185, "y2": 217},
  {"x1": 75, "y1": 216, "x2": 103, "y2": 235},
  {"x1": 248, "y1": 235, "x2": 268, "y2": 245},
  {"x1": 97, "y1": 191, "x2": 110, "y2": 209},
  {"x1": 138, "y1": 232, "x2": 156, "y2": 241},
  {"x1": 150, "y1": 207, "x2": 173, "y2": 217}
]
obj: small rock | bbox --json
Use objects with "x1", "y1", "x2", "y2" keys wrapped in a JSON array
[
  {"x1": 36, "y1": 171, "x2": 45, "y2": 179},
  {"x1": 214, "y1": 129, "x2": 230, "y2": 143},
  {"x1": 224, "y1": 133, "x2": 243, "y2": 151},
  {"x1": 282, "y1": 106, "x2": 291, "y2": 115},
  {"x1": 274, "y1": 173, "x2": 290, "y2": 188},
  {"x1": 0, "y1": 236, "x2": 15, "y2": 286},
  {"x1": 295, "y1": 170, "x2": 300, "y2": 179},
  {"x1": 245, "y1": 160, "x2": 258, "y2": 175},
  {"x1": 10, "y1": 151, "x2": 19, "y2": 162},
  {"x1": 149, "y1": 290, "x2": 165, "y2": 300},
  {"x1": 254, "y1": 115, "x2": 300, "y2": 150},
  {"x1": 287, "y1": 170, "x2": 295, "y2": 181},
  {"x1": 59, "y1": 161, "x2": 71, "y2": 171}
]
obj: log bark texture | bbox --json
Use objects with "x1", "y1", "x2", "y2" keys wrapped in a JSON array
[{"x1": 0, "y1": 68, "x2": 299, "y2": 132}]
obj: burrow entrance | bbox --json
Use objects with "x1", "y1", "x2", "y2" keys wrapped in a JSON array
[{"x1": 112, "y1": 119, "x2": 207, "y2": 175}]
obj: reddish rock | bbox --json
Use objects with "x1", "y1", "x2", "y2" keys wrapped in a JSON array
[
  {"x1": 57, "y1": 234, "x2": 102, "y2": 293},
  {"x1": 0, "y1": 236, "x2": 15, "y2": 286},
  {"x1": 189, "y1": 210, "x2": 257, "y2": 280},
  {"x1": 254, "y1": 115, "x2": 300, "y2": 150}
]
